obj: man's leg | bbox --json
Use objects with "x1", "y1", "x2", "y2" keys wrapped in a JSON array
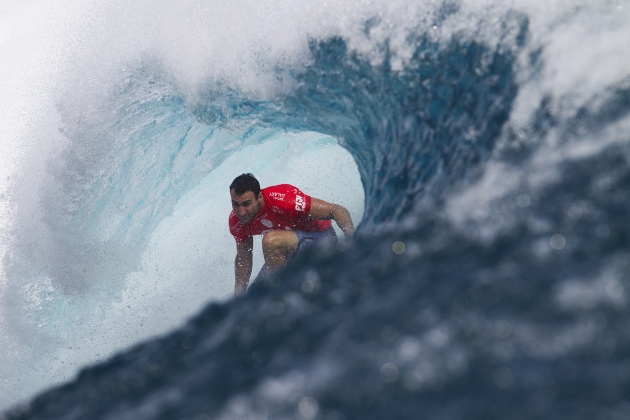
[{"x1": 262, "y1": 230, "x2": 299, "y2": 272}]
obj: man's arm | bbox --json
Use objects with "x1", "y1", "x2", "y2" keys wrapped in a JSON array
[
  {"x1": 309, "y1": 198, "x2": 355, "y2": 238},
  {"x1": 234, "y1": 236, "x2": 253, "y2": 295}
]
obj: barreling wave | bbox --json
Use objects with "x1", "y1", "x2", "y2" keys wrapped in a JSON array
[{"x1": 4, "y1": 2, "x2": 630, "y2": 419}]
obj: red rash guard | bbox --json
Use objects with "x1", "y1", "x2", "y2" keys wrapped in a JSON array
[{"x1": 229, "y1": 184, "x2": 332, "y2": 243}]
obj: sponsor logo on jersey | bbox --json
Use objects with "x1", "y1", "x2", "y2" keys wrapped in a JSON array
[
  {"x1": 261, "y1": 218, "x2": 273, "y2": 228},
  {"x1": 269, "y1": 192, "x2": 285, "y2": 200},
  {"x1": 295, "y1": 195, "x2": 306, "y2": 212}
]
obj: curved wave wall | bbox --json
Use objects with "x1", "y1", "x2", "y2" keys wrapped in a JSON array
[{"x1": 2, "y1": 0, "x2": 630, "y2": 418}]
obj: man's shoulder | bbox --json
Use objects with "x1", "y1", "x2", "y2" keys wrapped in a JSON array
[
  {"x1": 262, "y1": 184, "x2": 305, "y2": 201},
  {"x1": 263, "y1": 184, "x2": 311, "y2": 216}
]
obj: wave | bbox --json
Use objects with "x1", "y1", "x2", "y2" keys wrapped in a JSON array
[{"x1": 2, "y1": 0, "x2": 630, "y2": 419}]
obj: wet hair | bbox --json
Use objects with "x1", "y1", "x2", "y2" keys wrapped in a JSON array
[{"x1": 229, "y1": 173, "x2": 261, "y2": 197}]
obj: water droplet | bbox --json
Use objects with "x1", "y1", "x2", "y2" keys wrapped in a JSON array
[
  {"x1": 250, "y1": 349, "x2": 267, "y2": 365},
  {"x1": 550, "y1": 234, "x2": 565, "y2": 250},
  {"x1": 380, "y1": 363, "x2": 400, "y2": 383},
  {"x1": 403, "y1": 362, "x2": 435, "y2": 391},
  {"x1": 182, "y1": 338, "x2": 194, "y2": 350},
  {"x1": 595, "y1": 224, "x2": 610, "y2": 238},
  {"x1": 494, "y1": 320, "x2": 513, "y2": 339},
  {"x1": 516, "y1": 194, "x2": 530, "y2": 208},
  {"x1": 392, "y1": 241, "x2": 406, "y2": 254},
  {"x1": 568, "y1": 206, "x2": 582, "y2": 220},
  {"x1": 398, "y1": 337, "x2": 422, "y2": 361},
  {"x1": 606, "y1": 280, "x2": 624, "y2": 299},
  {"x1": 428, "y1": 329, "x2": 449, "y2": 348},
  {"x1": 301, "y1": 280, "x2": 315, "y2": 293},
  {"x1": 494, "y1": 342, "x2": 515, "y2": 362},
  {"x1": 597, "y1": 177, "x2": 612, "y2": 191},
  {"x1": 296, "y1": 397, "x2": 319, "y2": 420}
]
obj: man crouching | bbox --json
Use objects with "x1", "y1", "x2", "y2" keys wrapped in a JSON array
[{"x1": 229, "y1": 173, "x2": 354, "y2": 295}]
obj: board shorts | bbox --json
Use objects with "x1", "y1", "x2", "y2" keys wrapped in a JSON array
[{"x1": 251, "y1": 227, "x2": 337, "y2": 287}]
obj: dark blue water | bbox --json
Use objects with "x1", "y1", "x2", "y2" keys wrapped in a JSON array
[{"x1": 5, "y1": 8, "x2": 630, "y2": 420}]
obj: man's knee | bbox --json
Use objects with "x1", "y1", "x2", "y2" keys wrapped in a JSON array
[
  {"x1": 262, "y1": 231, "x2": 282, "y2": 250},
  {"x1": 262, "y1": 231, "x2": 296, "y2": 251}
]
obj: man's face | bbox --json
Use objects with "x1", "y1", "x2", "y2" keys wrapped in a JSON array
[{"x1": 230, "y1": 189, "x2": 263, "y2": 223}]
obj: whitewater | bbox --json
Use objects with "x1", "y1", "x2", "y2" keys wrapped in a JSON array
[{"x1": 2, "y1": 0, "x2": 630, "y2": 419}]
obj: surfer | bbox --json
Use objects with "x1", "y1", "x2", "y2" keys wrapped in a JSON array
[{"x1": 229, "y1": 173, "x2": 354, "y2": 295}]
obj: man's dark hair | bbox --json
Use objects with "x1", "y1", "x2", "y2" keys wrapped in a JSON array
[{"x1": 230, "y1": 173, "x2": 261, "y2": 197}]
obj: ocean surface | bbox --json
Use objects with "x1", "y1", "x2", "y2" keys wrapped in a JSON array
[{"x1": 1, "y1": 0, "x2": 630, "y2": 418}]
